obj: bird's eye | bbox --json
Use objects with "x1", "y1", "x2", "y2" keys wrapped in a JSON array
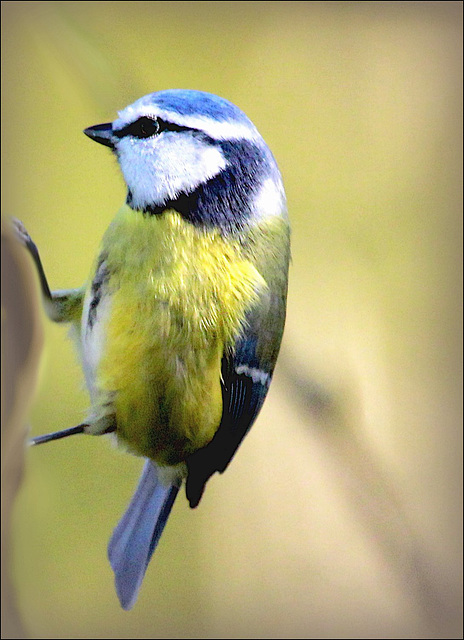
[
  {"x1": 128, "y1": 117, "x2": 160, "y2": 139},
  {"x1": 114, "y1": 116, "x2": 191, "y2": 141}
]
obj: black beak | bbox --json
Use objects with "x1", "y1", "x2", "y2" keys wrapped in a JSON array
[{"x1": 83, "y1": 122, "x2": 116, "y2": 149}]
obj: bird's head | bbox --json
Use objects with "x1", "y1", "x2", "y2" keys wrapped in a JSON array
[{"x1": 84, "y1": 90, "x2": 286, "y2": 232}]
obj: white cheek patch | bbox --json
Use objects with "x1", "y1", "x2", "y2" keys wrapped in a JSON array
[
  {"x1": 117, "y1": 134, "x2": 227, "y2": 209},
  {"x1": 253, "y1": 177, "x2": 287, "y2": 220}
]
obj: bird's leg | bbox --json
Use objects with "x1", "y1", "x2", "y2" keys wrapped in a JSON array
[
  {"x1": 12, "y1": 218, "x2": 84, "y2": 323},
  {"x1": 28, "y1": 422, "x2": 116, "y2": 446},
  {"x1": 29, "y1": 424, "x2": 87, "y2": 446}
]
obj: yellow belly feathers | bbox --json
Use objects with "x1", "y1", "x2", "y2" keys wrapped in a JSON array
[{"x1": 91, "y1": 206, "x2": 265, "y2": 466}]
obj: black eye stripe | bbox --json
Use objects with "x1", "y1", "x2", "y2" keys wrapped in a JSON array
[
  {"x1": 114, "y1": 116, "x2": 192, "y2": 140},
  {"x1": 158, "y1": 119, "x2": 192, "y2": 134},
  {"x1": 114, "y1": 117, "x2": 158, "y2": 139}
]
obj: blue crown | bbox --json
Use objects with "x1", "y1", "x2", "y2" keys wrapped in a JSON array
[{"x1": 134, "y1": 89, "x2": 253, "y2": 126}]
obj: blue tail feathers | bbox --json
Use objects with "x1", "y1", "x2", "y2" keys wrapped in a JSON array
[{"x1": 108, "y1": 459, "x2": 179, "y2": 610}]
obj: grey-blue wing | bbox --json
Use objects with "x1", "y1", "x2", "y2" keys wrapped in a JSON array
[
  {"x1": 185, "y1": 332, "x2": 273, "y2": 508},
  {"x1": 185, "y1": 245, "x2": 288, "y2": 508}
]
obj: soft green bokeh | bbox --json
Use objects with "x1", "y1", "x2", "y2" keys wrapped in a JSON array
[{"x1": 2, "y1": 2, "x2": 462, "y2": 638}]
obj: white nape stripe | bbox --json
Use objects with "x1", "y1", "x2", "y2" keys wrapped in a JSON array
[
  {"x1": 253, "y1": 177, "x2": 287, "y2": 220},
  {"x1": 115, "y1": 105, "x2": 260, "y2": 142},
  {"x1": 235, "y1": 365, "x2": 270, "y2": 386}
]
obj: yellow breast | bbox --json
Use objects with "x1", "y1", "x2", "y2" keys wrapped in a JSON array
[{"x1": 92, "y1": 205, "x2": 265, "y2": 465}]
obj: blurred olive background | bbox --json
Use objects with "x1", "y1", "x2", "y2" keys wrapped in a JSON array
[{"x1": 1, "y1": 1, "x2": 462, "y2": 638}]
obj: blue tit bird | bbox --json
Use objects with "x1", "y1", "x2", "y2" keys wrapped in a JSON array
[{"x1": 16, "y1": 89, "x2": 290, "y2": 610}]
